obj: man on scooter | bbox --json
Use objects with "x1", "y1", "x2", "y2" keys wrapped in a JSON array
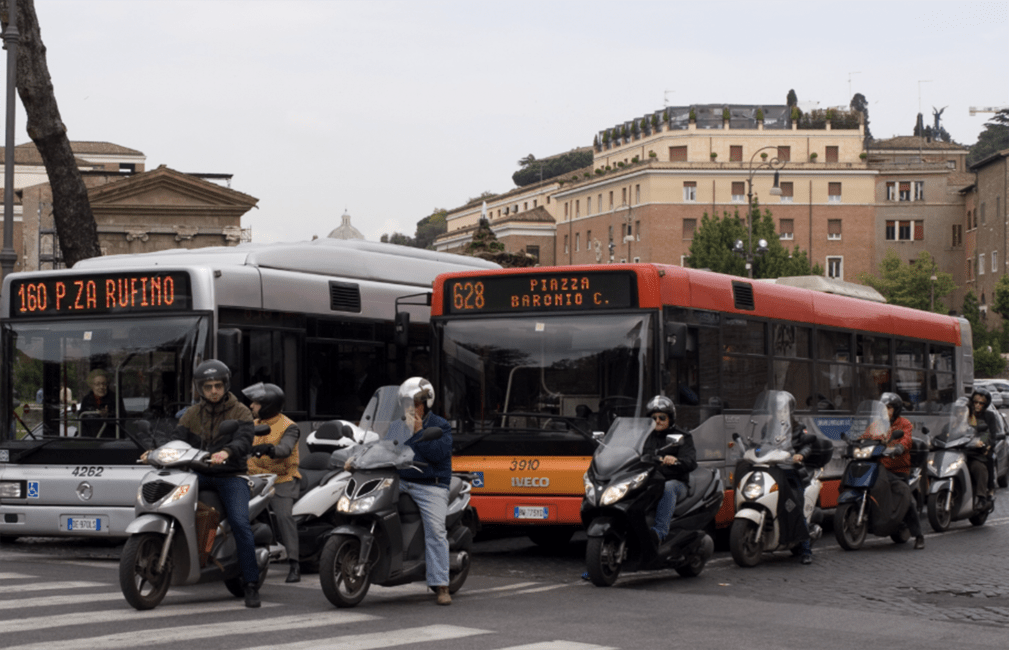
[
  {"x1": 863, "y1": 392, "x2": 925, "y2": 550},
  {"x1": 244, "y1": 382, "x2": 302, "y2": 583},
  {"x1": 379, "y1": 377, "x2": 454, "y2": 606},
  {"x1": 143, "y1": 359, "x2": 260, "y2": 606},
  {"x1": 968, "y1": 387, "x2": 998, "y2": 508},
  {"x1": 770, "y1": 392, "x2": 817, "y2": 564},
  {"x1": 644, "y1": 396, "x2": 697, "y2": 546}
]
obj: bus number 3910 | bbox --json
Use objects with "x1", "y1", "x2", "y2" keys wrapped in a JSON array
[{"x1": 509, "y1": 459, "x2": 540, "y2": 471}]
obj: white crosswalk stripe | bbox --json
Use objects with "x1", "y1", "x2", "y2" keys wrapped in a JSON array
[
  {"x1": 0, "y1": 580, "x2": 105, "y2": 593},
  {"x1": 0, "y1": 572, "x2": 34, "y2": 579},
  {"x1": 242, "y1": 624, "x2": 492, "y2": 650}
]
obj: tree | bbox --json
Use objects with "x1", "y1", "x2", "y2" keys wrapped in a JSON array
[
  {"x1": 975, "y1": 339, "x2": 1006, "y2": 378},
  {"x1": 2, "y1": 0, "x2": 101, "y2": 267},
  {"x1": 962, "y1": 290, "x2": 987, "y2": 349},
  {"x1": 686, "y1": 202, "x2": 822, "y2": 279},
  {"x1": 512, "y1": 149, "x2": 593, "y2": 187},
  {"x1": 414, "y1": 209, "x2": 447, "y2": 249},
  {"x1": 858, "y1": 249, "x2": 955, "y2": 312},
  {"x1": 786, "y1": 89, "x2": 797, "y2": 108},
  {"x1": 850, "y1": 92, "x2": 872, "y2": 142},
  {"x1": 968, "y1": 109, "x2": 1009, "y2": 167}
]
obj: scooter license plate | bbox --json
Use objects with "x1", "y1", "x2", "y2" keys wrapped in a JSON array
[
  {"x1": 65, "y1": 516, "x2": 102, "y2": 532},
  {"x1": 514, "y1": 506, "x2": 549, "y2": 520}
]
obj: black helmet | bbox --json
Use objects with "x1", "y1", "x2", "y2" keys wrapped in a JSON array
[
  {"x1": 880, "y1": 392, "x2": 902, "y2": 422},
  {"x1": 193, "y1": 360, "x2": 231, "y2": 396},
  {"x1": 242, "y1": 382, "x2": 284, "y2": 420},
  {"x1": 971, "y1": 386, "x2": 993, "y2": 411},
  {"x1": 646, "y1": 395, "x2": 676, "y2": 426}
]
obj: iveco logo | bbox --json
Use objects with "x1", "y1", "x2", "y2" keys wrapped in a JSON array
[
  {"x1": 77, "y1": 482, "x2": 93, "y2": 501},
  {"x1": 511, "y1": 477, "x2": 550, "y2": 487}
]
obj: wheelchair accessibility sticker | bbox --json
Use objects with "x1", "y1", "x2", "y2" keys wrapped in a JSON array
[
  {"x1": 27, "y1": 481, "x2": 39, "y2": 498},
  {"x1": 471, "y1": 472, "x2": 484, "y2": 488}
]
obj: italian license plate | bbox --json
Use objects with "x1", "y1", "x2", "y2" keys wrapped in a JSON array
[
  {"x1": 514, "y1": 506, "x2": 549, "y2": 520},
  {"x1": 66, "y1": 517, "x2": 101, "y2": 532}
]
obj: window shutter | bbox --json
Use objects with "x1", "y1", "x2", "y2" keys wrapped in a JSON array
[{"x1": 914, "y1": 221, "x2": 924, "y2": 240}]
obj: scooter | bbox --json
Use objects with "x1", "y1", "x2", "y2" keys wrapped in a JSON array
[
  {"x1": 926, "y1": 408, "x2": 995, "y2": 531},
  {"x1": 119, "y1": 421, "x2": 276, "y2": 610},
  {"x1": 833, "y1": 401, "x2": 926, "y2": 551},
  {"x1": 729, "y1": 408, "x2": 833, "y2": 567},
  {"x1": 318, "y1": 426, "x2": 477, "y2": 607},
  {"x1": 580, "y1": 417, "x2": 722, "y2": 586}
]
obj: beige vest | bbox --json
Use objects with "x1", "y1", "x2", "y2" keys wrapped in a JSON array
[{"x1": 247, "y1": 413, "x2": 301, "y2": 483}]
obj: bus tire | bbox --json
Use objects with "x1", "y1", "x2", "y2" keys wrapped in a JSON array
[
  {"x1": 833, "y1": 502, "x2": 867, "y2": 551},
  {"x1": 119, "y1": 533, "x2": 172, "y2": 610},
  {"x1": 729, "y1": 518, "x2": 763, "y2": 567}
]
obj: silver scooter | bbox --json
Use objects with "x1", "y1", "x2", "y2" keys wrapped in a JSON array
[{"x1": 119, "y1": 421, "x2": 276, "y2": 610}]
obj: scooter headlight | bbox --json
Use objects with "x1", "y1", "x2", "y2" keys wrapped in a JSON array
[
  {"x1": 337, "y1": 494, "x2": 377, "y2": 514},
  {"x1": 166, "y1": 484, "x2": 190, "y2": 503},
  {"x1": 336, "y1": 494, "x2": 352, "y2": 512},
  {"x1": 600, "y1": 471, "x2": 649, "y2": 506},
  {"x1": 741, "y1": 473, "x2": 765, "y2": 500},
  {"x1": 946, "y1": 457, "x2": 965, "y2": 474},
  {"x1": 852, "y1": 447, "x2": 874, "y2": 460},
  {"x1": 155, "y1": 448, "x2": 182, "y2": 464}
]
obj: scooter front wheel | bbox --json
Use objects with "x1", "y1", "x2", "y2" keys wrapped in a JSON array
[
  {"x1": 729, "y1": 518, "x2": 763, "y2": 567},
  {"x1": 585, "y1": 531, "x2": 623, "y2": 587},
  {"x1": 834, "y1": 502, "x2": 867, "y2": 550},
  {"x1": 927, "y1": 490, "x2": 952, "y2": 532},
  {"x1": 119, "y1": 532, "x2": 173, "y2": 610},
  {"x1": 320, "y1": 534, "x2": 371, "y2": 607}
]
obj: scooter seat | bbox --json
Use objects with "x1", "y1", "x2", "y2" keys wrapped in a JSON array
[{"x1": 299, "y1": 452, "x2": 334, "y2": 495}]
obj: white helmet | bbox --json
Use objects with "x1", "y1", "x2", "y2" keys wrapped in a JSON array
[{"x1": 399, "y1": 376, "x2": 434, "y2": 409}]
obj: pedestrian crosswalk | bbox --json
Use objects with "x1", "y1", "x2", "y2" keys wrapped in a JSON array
[{"x1": 0, "y1": 562, "x2": 617, "y2": 650}]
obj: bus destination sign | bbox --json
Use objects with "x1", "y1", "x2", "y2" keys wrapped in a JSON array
[
  {"x1": 446, "y1": 271, "x2": 636, "y2": 314},
  {"x1": 10, "y1": 271, "x2": 193, "y2": 318}
]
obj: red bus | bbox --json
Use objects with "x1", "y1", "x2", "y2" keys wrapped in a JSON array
[{"x1": 430, "y1": 264, "x2": 972, "y2": 543}]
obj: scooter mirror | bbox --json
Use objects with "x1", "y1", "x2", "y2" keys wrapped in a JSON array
[
  {"x1": 253, "y1": 424, "x2": 271, "y2": 436},
  {"x1": 419, "y1": 426, "x2": 443, "y2": 441},
  {"x1": 219, "y1": 420, "x2": 240, "y2": 436}
]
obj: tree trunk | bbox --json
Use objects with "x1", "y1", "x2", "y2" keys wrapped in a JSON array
[{"x1": 2, "y1": 0, "x2": 101, "y2": 267}]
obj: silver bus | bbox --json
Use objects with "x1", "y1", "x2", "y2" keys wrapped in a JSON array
[{"x1": 0, "y1": 238, "x2": 498, "y2": 540}]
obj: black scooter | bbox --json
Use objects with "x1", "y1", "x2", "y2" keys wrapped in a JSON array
[
  {"x1": 318, "y1": 426, "x2": 478, "y2": 607},
  {"x1": 580, "y1": 417, "x2": 723, "y2": 586}
]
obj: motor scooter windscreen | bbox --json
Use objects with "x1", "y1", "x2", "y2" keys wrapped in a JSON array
[
  {"x1": 592, "y1": 417, "x2": 653, "y2": 476},
  {"x1": 851, "y1": 400, "x2": 889, "y2": 442}
]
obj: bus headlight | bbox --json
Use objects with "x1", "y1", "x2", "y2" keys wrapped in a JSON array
[
  {"x1": 600, "y1": 471, "x2": 649, "y2": 506},
  {"x1": 0, "y1": 481, "x2": 22, "y2": 498}
]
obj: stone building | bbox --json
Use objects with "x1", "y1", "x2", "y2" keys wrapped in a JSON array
[{"x1": 964, "y1": 148, "x2": 1009, "y2": 324}]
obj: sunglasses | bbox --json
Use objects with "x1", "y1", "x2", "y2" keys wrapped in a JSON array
[{"x1": 651, "y1": 414, "x2": 669, "y2": 422}]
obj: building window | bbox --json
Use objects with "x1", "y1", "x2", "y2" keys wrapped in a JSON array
[
  {"x1": 828, "y1": 182, "x2": 842, "y2": 202},
  {"x1": 683, "y1": 181, "x2": 697, "y2": 202},
  {"x1": 899, "y1": 182, "x2": 911, "y2": 201},
  {"x1": 825, "y1": 146, "x2": 838, "y2": 163},
  {"x1": 526, "y1": 245, "x2": 539, "y2": 261},
  {"x1": 533, "y1": 199, "x2": 538, "y2": 208},
  {"x1": 597, "y1": 194, "x2": 602, "y2": 213},
  {"x1": 523, "y1": 202, "x2": 528, "y2": 211},
  {"x1": 914, "y1": 181, "x2": 924, "y2": 201},
  {"x1": 981, "y1": 202, "x2": 986, "y2": 225},
  {"x1": 780, "y1": 181, "x2": 793, "y2": 203},
  {"x1": 680, "y1": 255, "x2": 689, "y2": 267},
  {"x1": 635, "y1": 220, "x2": 641, "y2": 241},
  {"x1": 731, "y1": 181, "x2": 746, "y2": 202},
  {"x1": 587, "y1": 230, "x2": 592, "y2": 246},
  {"x1": 828, "y1": 219, "x2": 842, "y2": 240},
  {"x1": 564, "y1": 235, "x2": 569, "y2": 254},
  {"x1": 730, "y1": 145, "x2": 743, "y2": 162},
  {"x1": 779, "y1": 219, "x2": 794, "y2": 240},
  {"x1": 505, "y1": 206, "x2": 510, "y2": 216},
  {"x1": 777, "y1": 146, "x2": 790, "y2": 162},
  {"x1": 669, "y1": 145, "x2": 687, "y2": 162},
  {"x1": 635, "y1": 184, "x2": 640, "y2": 204},
  {"x1": 952, "y1": 224, "x2": 963, "y2": 247},
  {"x1": 914, "y1": 221, "x2": 924, "y2": 240},
  {"x1": 980, "y1": 253, "x2": 986, "y2": 275},
  {"x1": 609, "y1": 191, "x2": 614, "y2": 210},
  {"x1": 994, "y1": 250, "x2": 999, "y2": 273},
  {"x1": 575, "y1": 233, "x2": 580, "y2": 252},
  {"x1": 683, "y1": 218, "x2": 697, "y2": 240},
  {"x1": 587, "y1": 196, "x2": 592, "y2": 215},
  {"x1": 576, "y1": 200, "x2": 580, "y2": 218},
  {"x1": 887, "y1": 220, "x2": 922, "y2": 241},
  {"x1": 621, "y1": 188, "x2": 627, "y2": 206},
  {"x1": 827, "y1": 256, "x2": 843, "y2": 280},
  {"x1": 564, "y1": 203, "x2": 569, "y2": 219}
]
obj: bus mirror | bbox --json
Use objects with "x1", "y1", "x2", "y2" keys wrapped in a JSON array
[
  {"x1": 394, "y1": 311, "x2": 410, "y2": 347},
  {"x1": 665, "y1": 322, "x2": 687, "y2": 359},
  {"x1": 217, "y1": 328, "x2": 243, "y2": 378}
]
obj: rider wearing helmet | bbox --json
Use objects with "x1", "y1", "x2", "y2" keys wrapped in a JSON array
[
  {"x1": 644, "y1": 395, "x2": 697, "y2": 546},
  {"x1": 384, "y1": 377, "x2": 454, "y2": 605},
  {"x1": 244, "y1": 382, "x2": 302, "y2": 583},
  {"x1": 145, "y1": 359, "x2": 260, "y2": 606},
  {"x1": 764, "y1": 391, "x2": 817, "y2": 564},
  {"x1": 864, "y1": 391, "x2": 924, "y2": 550},
  {"x1": 968, "y1": 386, "x2": 998, "y2": 506}
]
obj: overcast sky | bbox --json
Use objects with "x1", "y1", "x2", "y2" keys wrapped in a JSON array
[{"x1": 26, "y1": 0, "x2": 1009, "y2": 244}]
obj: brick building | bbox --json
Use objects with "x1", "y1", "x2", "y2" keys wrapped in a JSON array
[{"x1": 965, "y1": 149, "x2": 1009, "y2": 324}]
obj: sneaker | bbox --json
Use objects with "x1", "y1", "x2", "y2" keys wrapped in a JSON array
[
  {"x1": 244, "y1": 583, "x2": 261, "y2": 608},
  {"x1": 581, "y1": 571, "x2": 590, "y2": 581},
  {"x1": 914, "y1": 535, "x2": 925, "y2": 550},
  {"x1": 286, "y1": 560, "x2": 301, "y2": 583},
  {"x1": 436, "y1": 586, "x2": 452, "y2": 606},
  {"x1": 800, "y1": 554, "x2": 812, "y2": 565}
]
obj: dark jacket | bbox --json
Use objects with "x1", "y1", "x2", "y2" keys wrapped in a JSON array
[
  {"x1": 399, "y1": 411, "x2": 453, "y2": 488},
  {"x1": 79, "y1": 390, "x2": 127, "y2": 437},
  {"x1": 168, "y1": 392, "x2": 254, "y2": 475},
  {"x1": 644, "y1": 426, "x2": 697, "y2": 483}
]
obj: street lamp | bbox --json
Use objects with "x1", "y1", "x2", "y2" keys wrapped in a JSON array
[
  {"x1": 930, "y1": 259, "x2": 938, "y2": 311},
  {"x1": 733, "y1": 146, "x2": 786, "y2": 278}
]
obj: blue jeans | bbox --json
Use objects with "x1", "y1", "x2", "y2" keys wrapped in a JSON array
[
  {"x1": 653, "y1": 479, "x2": 689, "y2": 540},
  {"x1": 198, "y1": 474, "x2": 259, "y2": 585},
  {"x1": 400, "y1": 480, "x2": 449, "y2": 587}
]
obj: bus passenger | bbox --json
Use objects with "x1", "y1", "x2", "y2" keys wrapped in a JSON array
[
  {"x1": 644, "y1": 396, "x2": 696, "y2": 545},
  {"x1": 244, "y1": 381, "x2": 302, "y2": 583},
  {"x1": 143, "y1": 360, "x2": 260, "y2": 606},
  {"x1": 79, "y1": 369, "x2": 124, "y2": 437}
]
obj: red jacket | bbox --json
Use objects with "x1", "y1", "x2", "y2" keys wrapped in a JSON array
[{"x1": 881, "y1": 417, "x2": 913, "y2": 475}]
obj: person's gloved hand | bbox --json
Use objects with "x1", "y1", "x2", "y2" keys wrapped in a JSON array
[{"x1": 251, "y1": 443, "x2": 275, "y2": 458}]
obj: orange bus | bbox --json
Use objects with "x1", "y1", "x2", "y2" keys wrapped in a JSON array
[{"x1": 430, "y1": 264, "x2": 972, "y2": 544}]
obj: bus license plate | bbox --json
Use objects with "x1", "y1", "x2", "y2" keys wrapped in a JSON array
[
  {"x1": 67, "y1": 517, "x2": 101, "y2": 532},
  {"x1": 514, "y1": 506, "x2": 548, "y2": 520}
]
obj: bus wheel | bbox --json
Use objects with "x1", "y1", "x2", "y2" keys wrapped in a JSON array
[
  {"x1": 119, "y1": 533, "x2": 172, "y2": 610},
  {"x1": 585, "y1": 532, "x2": 622, "y2": 586}
]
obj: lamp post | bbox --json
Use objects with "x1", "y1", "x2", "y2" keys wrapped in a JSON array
[
  {"x1": 930, "y1": 259, "x2": 938, "y2": 312},
  {"x1": 1, "y1": 0, "x2": 19, "y2": 280},
  {"x1": 734, "y1": 146, "x2": 785, "y2": 278}
]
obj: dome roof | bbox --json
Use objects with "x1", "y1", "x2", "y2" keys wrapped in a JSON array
[{"x1": 328, "y1": 210, "x2": 365, "y2": 240}]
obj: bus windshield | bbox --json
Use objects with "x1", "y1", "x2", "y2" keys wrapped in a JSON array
[
  {"x1": 440, "y1": 312, "x2": 655, "y2": 454},
  {"x1": 6, "y1": 315, "x2": 209, "y2": 441}
]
